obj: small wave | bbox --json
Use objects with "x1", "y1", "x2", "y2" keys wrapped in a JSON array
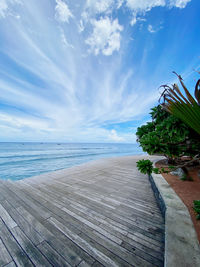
[{"x1": 0, "y1": 152, "x2": 113, "y2": 167}]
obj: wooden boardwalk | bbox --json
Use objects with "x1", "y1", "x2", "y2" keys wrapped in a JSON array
[{"x1": 0, "y1": 156, "x2": 165, "y2": 267}]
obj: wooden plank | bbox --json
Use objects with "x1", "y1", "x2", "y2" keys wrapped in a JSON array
[
  {"x1": 78, "y1": 210, "x2": 164, "y2": 261},
  {"x1": 0, "y1": 238, "x2": 12, "y2": 266},
  {"x1": 47, "y1": 212, "x2": 160, "y2": 266},
  {"x1": 16, "y1": 206, "x2": 91, "y2": 266},
  {"x1": 4, "y1": 261, "x2": 16, "y2": 267},
  {"x1": 91, "y1": 261, "x2": 105, "y2": 267},
  {"x1": 1, "y1": 200, "x2": 44, "y2": 246},
  {"x1": 37, "y1": 241, "x2": 71, "y2": 267},
  {"x1": 0, "y1": 184, "x2": 21, "y2": 209},
  {"x1": 52, "y1": 204, "x2": 162, "y2": 267},
  {"x1": 48, "y1": 217, "x2": 123, "y2": 267},
  {"x1": 61, "y1": 207, "x2": 123, "y2": 245},
  {"x1": 127, "y1": 232, "x2": 164, "y2": 252},
  {"x1": 0, "y1": 219, "x2": 34, "y2": 266},
  {"x1": 42, "y1": 219, "x2": 96, "y2": 266},
  {"x1": 44, "y1": 183, "x2": 164, "y2": 242},
  {"x1": 77, "y1": 260, "x2": 93, "y2": 267},
  {"x1": 10, "y1": 226, "x2": 52, "y2": 266},
  {"x1": 0, "y1": 204, "x2": 17, "y2": 229},
  {"x1": 40, "y1": 181, "x2": 164, "y2": 244},
  {"x1": 3, "y1": 181, "x2": 51, "y2": 220},
  {"x1": 17, "y1": 181, "x2": 48, "y2": 204}
]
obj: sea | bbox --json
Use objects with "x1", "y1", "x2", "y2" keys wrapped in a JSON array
[{"x1": 0, "y1": 142, "x2": 144, "y2": 181}]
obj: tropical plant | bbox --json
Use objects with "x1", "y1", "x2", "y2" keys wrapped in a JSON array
[
  {"x1": 160, "y1": 72, "x2": 200, "y2": 135},
  {"x1": 136, "y1": 159, "x2": 154, "y2": 175},
  {"x1": 193, "y1": 200, "x2": 200, "y2": 220},
  {"x1": 136, "y1": 105, "x2": 200, "y2": 178},
  {"x1": 136, "y1": 105, "x2": 200, "y2": 163},
  {"x1": 136, "y1": 159, "x2": 168, "y2": 175}
]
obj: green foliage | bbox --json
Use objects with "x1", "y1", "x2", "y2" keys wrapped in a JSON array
[
  {"x1": 136, "y1": 159, "x2": 168, "y2": 175},
  {"x1": 136, "y1": 105, "x2": 200, "y2": 161},
  {"x1": 168, "y1": 166, "x2": 175, "y2": 170},
  {"x1": 136, "y1": 159, "x2": 153, "y2": 175},
  {"x1": 161, "y1": 73, "x2": 200, "y2": 135},
  {"x1": 180, "y1": 174, "x2": 193, "y2": 181},
  {"x1": 193, "y1": 200, "x2": 200, "y2": 220},
  {"x1": 153, "y1": 167, "x2": 160, "y2": 174}
]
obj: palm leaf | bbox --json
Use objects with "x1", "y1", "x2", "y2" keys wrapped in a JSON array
[
  {"x1": 195, "y1": 79, "x2": 200, "y2": 104},
  {"x1": 161, "y1": 73, "x2": 200, "y2": 135}
]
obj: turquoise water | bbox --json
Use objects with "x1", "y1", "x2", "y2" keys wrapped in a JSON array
[{"x1": 0, "y1": 142, "x2": 144, "y2": 181}]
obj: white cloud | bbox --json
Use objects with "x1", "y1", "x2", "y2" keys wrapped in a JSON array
[
  {"x1": 108, "y1": 129, "x2": 125, "y2": 142},
  {"x1": 0, "y1": 113, "x2": 54, "y2": 137},
  {"x1": 169, "y1": 0, "x2": 191, "y2": 8},
  {"x1": 0, "y1": 0, "x2": 21, "y2": 18},
  {"x1": 117, "y1": 0, "x2": 124, "y2": 9},
  {"x1": 55, "y1": 0, "x2": 73, "y2": 23},
  {"x1": 130, "y1": 15, "x2": 137, "y2": 26},
  {"x1": 122, "y1": 0, "x2": 191, "y2": 27},
  {"x1": 0, "y1": 0, "x2": 8, "y2": 18},
  {"x1": 78, "y1": 19, "x2": 85, "y2": 32},
  {"x1": 59, "y1": 28, "x2": 74, "y2": 48},
  {"x1": 80, "y1": 0, "x2": 115, "y2": 31},
  {"x1": 0, "y1": 0, "x2": 193, "y2": 143},
  {"x1": 85, "y1": 17, "x2": 123, "y2": 56},
  {"x1": 125, "y1": 0, "x2": 166, "y2": 12},
  {"x1": 85, "y1": 0, "x2": 114, "y2": 14},
  {"x1": 125, "y1": 0, "x2": 191, "y2": 12},
  {"x1": 148, "y1": 24, "x2": 163, "y2": 33},
  {"x1": 148, "y1": 24, "x2": 156, "y2": 33},
  {"x1": 82, "y1": 0, "x2": 191, "y2": 54}
]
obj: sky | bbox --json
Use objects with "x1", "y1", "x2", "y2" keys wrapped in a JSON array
[{"x1": 0, "y1": 0, "x2": 200, "y2": 143}]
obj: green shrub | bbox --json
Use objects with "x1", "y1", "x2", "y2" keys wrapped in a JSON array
[
  {"x1": 136, "y1": 159, "x2": 161, "y2": 175},
  {"x1": 180, "y1": 174, "x2": 193, "y2": 181},
  {"x1": 136, "y1": 74, "x2": 200, "y2": 179},
  {"x1": 136, "y1": 105, "x2": 200, "y2": 163},
  {"x1": 136, "y1": 159, "x2": 153, "y2": 175},
  {"x1": 193, "y1": 200, "x2": 200, "y2": 220}
]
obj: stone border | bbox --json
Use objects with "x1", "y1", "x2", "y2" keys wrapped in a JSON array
[
  {"x1": 149, "y1": 173, "x2": 166, "y2": 219},
  {"x1": 150, "y1": 159, "x2": 200, "y2": 267}
]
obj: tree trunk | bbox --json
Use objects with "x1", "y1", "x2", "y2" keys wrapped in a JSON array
[{"x1": 181, "y1": 166, "x2": 191, "y2": 180}]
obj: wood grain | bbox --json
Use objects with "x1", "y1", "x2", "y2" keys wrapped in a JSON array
[{"x1": 0, "y1": 156, "x2": 164, "y2": 266}]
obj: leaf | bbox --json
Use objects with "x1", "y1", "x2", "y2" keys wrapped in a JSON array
[
  {"x1": 195, "y1": 79, "x2": 200, "y2": 104},
  {"x1": 161, "y1": 73, "x2": 200, "y2": 136}
]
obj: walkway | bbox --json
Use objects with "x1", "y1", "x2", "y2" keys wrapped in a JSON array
[{"x1": 0, "y1": 156, "x2": 165, "y2": 267}]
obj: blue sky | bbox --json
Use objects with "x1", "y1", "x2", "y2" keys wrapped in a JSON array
[{"x1": 0, "y1": 0, "x2": 199, "y2": 143}]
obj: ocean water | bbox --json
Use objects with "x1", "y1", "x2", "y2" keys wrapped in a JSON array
[{"x1": 0, "y1": 142, "x2": 144, "y2": 181}]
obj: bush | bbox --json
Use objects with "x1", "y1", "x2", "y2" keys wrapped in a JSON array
[
  {"x1": 136, "y1": 105, "x2": 200, "y2": 163},
  {"x1": 137, "y1": 159, "x2": 168, "y2": 175},
  {"x1": 136, "y1": 159, "x2": 153, "y2": 175},
  {"x1": 193, "y1": 200, "x2": 200, "y2": 220}
]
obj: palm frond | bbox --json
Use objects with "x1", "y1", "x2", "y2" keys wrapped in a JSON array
[{"x1": 160, "y1": 73, "x2": 200, "y2": 135}]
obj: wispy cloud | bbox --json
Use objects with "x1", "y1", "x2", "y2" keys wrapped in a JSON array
[
  {"x1": 125, "y1": 0, "x2": 165, "y2": 12},
  {"x1": 108, "y1": 129, "x2": 125, "y2": 142},
  {"x1": 147, "y1": 24, "x2": 163, "y2": 33},
  {"x1": 121, "y1": 0, "x2": 191, "y2": 26},
  {"x1": 0, "y1": 0, "x2": 21, "y2": 18},
  {"x1": 0, "y1": 0, "x2": 8, "y2": 18},
  {"x1": 85, "y1": 17, "x2": 123, "y2": 56},
  {"x1": 169, "y1": 0, "x2": 191, "y2": 8},
  {"x1": 85, "y1": 0, "x2": 115, "y2": 14},
  {"x1": 149, "y1": 24, "x2": 156, "y2": 33},
  {"x1": 0, "y1": 0, "x2": 195, "y2": 142},
  {"x1": 55, "y1": 0, "x2": 73, "y2": 23}
]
